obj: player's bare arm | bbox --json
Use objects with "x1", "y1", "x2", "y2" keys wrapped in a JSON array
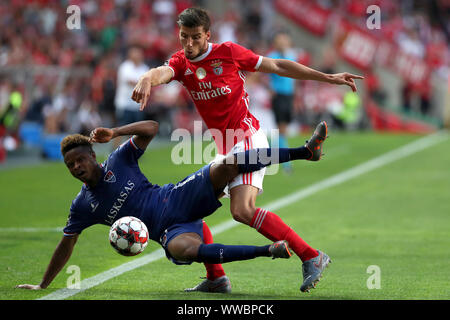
[
  {"x1": 258, "y1": 57, "x2": 364, "y2": 92},
  {"x1": 89, "y1": 120, "x2": 159, "y2": 151},
  {"x1": 131, "y1": 66, "x2": 174, "y2": 111},
  {"x1": 16, "y1": 234, "x2": 78, "y2": 290}
]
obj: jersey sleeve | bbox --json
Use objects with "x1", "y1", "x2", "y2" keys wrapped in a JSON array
[
  {"x1": 227, "y1": 42, "x2": 263, "y2": 72},
  {"x1": 109, "y1": 137, "x2": 145, "y2": 166},
  {"x1": 166, "y1": 51, "x2": 186, "y2": 81},
  {"x1": 63, "y1": 198, "x2": 98, "y2": 237},
  {"x1": 63, "y1": 211, "x2": 96, "y2": 237}
]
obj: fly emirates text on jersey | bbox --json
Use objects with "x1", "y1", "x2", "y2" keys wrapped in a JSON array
[{"x1": 189, "y1": 81, "x2": 232, "y2": 101}]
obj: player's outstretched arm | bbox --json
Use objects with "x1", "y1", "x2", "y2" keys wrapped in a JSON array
[
  {"x1": 89, "y1": 120, "x2": 159, "y2": 151},
  {"x1": 258, "y1": 57, "x2": 364, "y2": 92},
  {"x1": 16, "y1": 234, "x2": 79, "y2": 290},
  {"x1": 131, "y1": 66, "x2": 174, "y2": 111}
]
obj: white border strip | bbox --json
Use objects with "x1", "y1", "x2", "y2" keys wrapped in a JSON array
[{"x1": 38, "y1": 131, "x2": 448, "y2": 300}]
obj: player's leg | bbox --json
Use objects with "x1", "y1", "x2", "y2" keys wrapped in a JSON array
[
  {"x1": 235, "y1": 120, "x2": 328, "y2": 173},
  {"x1": 227, "y1": 126, "x2": 327, "y2": 287},
  {"x1": 170, "y1": 226, "x2": 291, "y2": 293},
  {"x1": 228, "y1": 181, "x2": 332, "y2": 292},
  {"x1": 208, "y1": 121, "x2": 328, "y2": 194},
  {"x1": 277, "y1": 122, "x2": 289, "y2": 149},
  {"x1": 201, "y1": 221, "x2": 226, "y2": 281},
  {"x1": 227, "y1": 124, "x2": 331, "y2": 291},
  {"x1": 167, "y1": 232, "x2": 292, "y2": 264},
  {"x1": 166, "y1": 232, "x2": 202, "y2": 262},
  {"x1": 273, "y1": 94, "x2": 294, "y2": 172},
  {"x1": 229, "y1": 184, "x2": 319, "y2": 262},
  {"x1": 159, "y1": 221, "x2": 232, "y2": 294}
]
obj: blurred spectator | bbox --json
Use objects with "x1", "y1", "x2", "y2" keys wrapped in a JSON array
[
  {"x1": 215, "y1": 11, "x2": 238, "y2": 43},
  {"x1": 42, "y1": 82, "x2": 76, "y2": 134},
  {"x1": 153, "y1": 0, "x2": 177, "y2": 32},
  {"x1": 396, "y1": 24, "x2": 425, "y2": 59},
  {"x1": 0, "y1": 0, "x2": 447, "y2": 154},
  {"x1": 0, "y1": 80, "x2": 23, "y2": 161},
  {"x1": 332, "y1": 91, "x2": 362, "y2": 130},
  {"x1": 91, "y1": 53, "x2": 117, "y2": 127},
  {"x1": 267, "y1": 31, "x2": 297, "y2": 172},
  {"x1": 24, "y1": 84, "x2": 52, "y2": 124},
  {"x1": 0, "y1": 82, "x2": 24, "y2": 133},
  {"x1": 0, "y1": 79, "x2": 11, "y2": 120},
  {"x1": 402, "y1": 80, "x2": 432, "y2": 116},
  {"x1": 365, "y1": 71, "x2": 387, "y2": 106},
  {"x1": 245, "y1": 72, "x2": 276, "y2": 136},
  {"x1": 0, "y1": 125, "x2": 5, "y2": 162},
  {"x1": 114, "y1": 45, "x2": 149, "y2": 127},
  {"x1": 73, "y1": 99, "x2": 102, "y2": 136},
  {"x1": 149, "y1": 81, "x2": 187, "y2": 136}
]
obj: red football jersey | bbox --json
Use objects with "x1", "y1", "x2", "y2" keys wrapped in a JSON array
[{"x1": 167, "y1": 42, "x2": 263, "y2": 154}]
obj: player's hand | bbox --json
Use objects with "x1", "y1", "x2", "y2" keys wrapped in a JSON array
[
  {"x1": 132, "y1": 75, "x2": 152, "y2": 111},
  {"x1": 329, "y1": 72, "x2": 364, "y2": 92},
  {"x1": 89, "y1": 127, "x2": 115, "y2": 143},
  {"x1": 15, "y1": 284, "x2": 42, "y2": 290}
]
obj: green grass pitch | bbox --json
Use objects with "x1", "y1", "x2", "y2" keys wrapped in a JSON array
[{"x1": 1, "y1": 131, "x2": 449, "y2": 300}]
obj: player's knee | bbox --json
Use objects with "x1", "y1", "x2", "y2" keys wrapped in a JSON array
[
  {"x1": 178, "y1": 245, "x2": 199, "y2": 262},
  {"x1": 230, "y1": 204, "x2": 255, "y2": 225},
  {"x1": 168, "y1": 238, "x2": 200, "y2": 262},
  {"x1": 170, "y1": 245, "x2": 198, "y2": 262}
]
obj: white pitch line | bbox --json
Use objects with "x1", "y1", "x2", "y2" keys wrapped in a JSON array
[
  {"x1": 38, "y1": 131, "x2": 448, "y2": 300},
  {"x1": 37, "y1": 248, "x2": 166, "y2": 300},
  {"x1": 266, "y1": 131, "x2": 449, "y2": 212}
]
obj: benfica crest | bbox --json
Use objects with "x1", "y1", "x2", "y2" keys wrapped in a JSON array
[{"x1": 211, "y1": 61, "x2": 223, "y2": 75}]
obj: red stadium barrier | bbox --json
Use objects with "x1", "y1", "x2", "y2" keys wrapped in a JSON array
[
  {"x1": 274, "y1": 0, "x2": 331, "y2": 36},
  {"x1": 366, "y1": 101, "x2": 435, "y2": 134}
]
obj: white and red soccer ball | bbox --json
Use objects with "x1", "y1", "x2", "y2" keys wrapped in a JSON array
[{"x1": 109, "y1": 216, "x2": 149, "y2": 256}]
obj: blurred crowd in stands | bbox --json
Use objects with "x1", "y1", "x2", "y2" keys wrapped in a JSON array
[
  {"x1": 331, "y1": 0, "x2": 449, "y2": 119},
  {"x1": 0, "y1": 0, "x2": 448, "y2": 161}
]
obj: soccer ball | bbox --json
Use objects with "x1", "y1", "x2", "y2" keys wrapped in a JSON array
[{"x1": 109, "y1": 216, "x2": 149, "y2": 256}]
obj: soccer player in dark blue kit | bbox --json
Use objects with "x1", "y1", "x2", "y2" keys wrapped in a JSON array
[{"x1": 16, "y1": 119, "x2": 330, "y2": 293}]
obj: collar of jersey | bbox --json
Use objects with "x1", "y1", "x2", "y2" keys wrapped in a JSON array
[{"x1": 188, "y1": 42, "x2": 212, "y2": 62}]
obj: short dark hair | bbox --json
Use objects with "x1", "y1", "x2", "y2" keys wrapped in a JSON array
[
  {"x1": 128, "y1": 43, "x2": 144, "y2": 52},
  {"x1": 176, "y1": 7, "x2": 211, "y2": 31},
  {"x1": 271, "y1": 29, "x2": 291, "y2": 42},
  {"x1": 61, "y1": 134, "x2": 93, "y2": 157}
]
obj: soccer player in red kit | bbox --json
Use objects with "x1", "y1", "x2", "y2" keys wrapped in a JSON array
[{"x1": 132, "y1": 7, "x2": 363, "y2": 292}]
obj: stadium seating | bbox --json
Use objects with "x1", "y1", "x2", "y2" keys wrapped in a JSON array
[
  {"x1": 41, "y1": 134, "x2": 66, "y2": 161},
  {"x1": 18, "y1": 122, "x2": 43, "y2": 148}
]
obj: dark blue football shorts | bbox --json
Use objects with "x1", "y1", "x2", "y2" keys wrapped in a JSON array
[
  {"x1": 159, "y1": 220, "x2": 204, "y2": 265},
  {"x1": 156, "y1": 164, "x2": 222, "y2": 265}
]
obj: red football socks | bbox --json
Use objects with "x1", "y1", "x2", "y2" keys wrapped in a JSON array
[
  {"x1": 202, "y1": 221, "x2": 226, "y2": 280},
  {"x1": 251, "y1": 208, "x2": 318, "y2": 262}
]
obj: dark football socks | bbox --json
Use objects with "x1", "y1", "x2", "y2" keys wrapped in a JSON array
[
  {"x1": 196, "y1": 243, "x2": 271, "y2": 264},
  {"x1": 236, "y1": 147, "x2": 311, "y2": 174}
]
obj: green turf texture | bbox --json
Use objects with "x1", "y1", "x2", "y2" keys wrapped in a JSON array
[{"x1": 1, "y1": 132, "x2": 449, "y2": 300}]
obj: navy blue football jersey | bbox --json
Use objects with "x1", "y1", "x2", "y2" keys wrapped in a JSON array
[
  {"x1": 63, "y1": 137, "x2": 222, "y2": 244},
  {"x1": 63, "y1": 138, "x2": 162, "y2": 239}
]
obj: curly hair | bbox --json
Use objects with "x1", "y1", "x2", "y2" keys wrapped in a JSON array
[{"x1": 61, "y1": 134, "x2": 93, "y2": 157}]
